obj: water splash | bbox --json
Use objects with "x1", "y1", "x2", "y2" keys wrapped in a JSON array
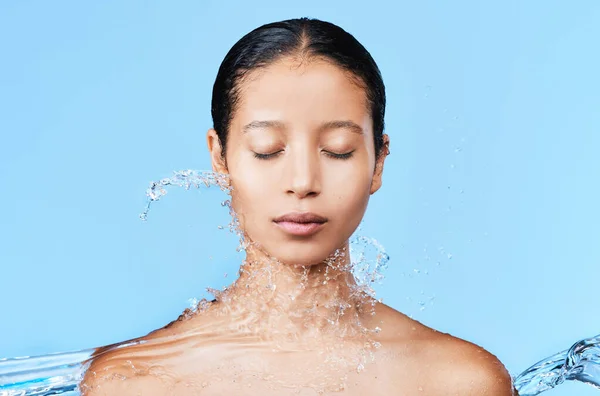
[
  {"x1": 0, "y1": 340, "x2": 145, "y2": 396},
  {"x1": 2, "y1": 334, "x2": 599, "y2": 395},
  {"x1": 350, "y1": 234, "x2": 389, "y2": 288},
  {"x1": 513, "y1": 334, "x2": 600, "y2": 395},
  {"x1": 0, "y1": 349, "x2": 93, "y2": 396},
  {"x1": 139, "y1": 169, "x2": 231, "y2": 221},
  {"x1": 139, "y1": 169, "x2": 390, "y2": 303},
  {"x1": 2, "y1": 169, "x2": 598, "y2": 395}
]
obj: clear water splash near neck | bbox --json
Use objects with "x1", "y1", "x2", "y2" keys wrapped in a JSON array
[
  {"x1": 139, "y1": 169, "x2": 390, "y2": 303},
  {"x1": 513, "y1": 333, "x2": 600, "y2": 395},
  {"x1": 2, "y1": 169, "x2": 599, "y2": 395},
  {"x1": 139, "y1": 170, "x2": 391, "y2": 386},
  {"x1": 136, "y1": 169, "x2": 599, "y2": 395}
]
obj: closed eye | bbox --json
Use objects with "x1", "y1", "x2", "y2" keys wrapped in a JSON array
[
  {"x1": 252, "y1": 150, "x2": 355, "y2": 160},
  {"x1": 324, "y1": 150, "x2": 355, "y2": 160},
  {"x1": 253, "y1": 151, "x2": 283, "y2": 160}
]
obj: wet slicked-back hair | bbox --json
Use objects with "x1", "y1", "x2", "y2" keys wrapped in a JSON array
[{"x1": 211, "y1": 17, "x2": 386, "y2": 160}]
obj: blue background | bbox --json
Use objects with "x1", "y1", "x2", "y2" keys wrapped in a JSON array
[{"x1": 1, "y1": 1, "x2": 598, "y2": 395}]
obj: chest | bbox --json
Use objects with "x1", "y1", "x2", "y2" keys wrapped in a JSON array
[{"x1": 170, "y1": 347, "x2": 429, "y2": 395}]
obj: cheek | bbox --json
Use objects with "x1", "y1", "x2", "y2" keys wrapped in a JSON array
[
  {"x1": 327, "y1": 161, "x2": 373, "y2": 195},
  {"x1": 228, "y1": 165, "x2": 272, "y2": 221},
  {"x1": 325, "y1": 167, "x2": 372, "y2": 221}
]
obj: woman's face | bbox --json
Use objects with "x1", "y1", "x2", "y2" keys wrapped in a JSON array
[{"x1": 208, "y1": 57, "x2": 388, "y2": 267}]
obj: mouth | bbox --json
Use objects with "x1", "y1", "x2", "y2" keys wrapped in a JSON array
[{"x1": 273, "y1": 212, "x2": 327, "y2": 237}]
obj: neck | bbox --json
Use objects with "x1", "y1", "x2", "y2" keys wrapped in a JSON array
[{"x1": 213, "y1": 240, "x2": 377, "y2": 343}]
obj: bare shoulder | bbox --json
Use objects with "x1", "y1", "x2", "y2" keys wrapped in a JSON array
[
  {"x1": 372, "y1": 303, "x2": 516, "y2": 395},
  {"x1": 428, "y1": 334, "x2": 516, "y2": 395},
  {"x1": 79, "y1": 302, "x2": 225, "y2": 396},
  {"x1": 80, "y1": 341, "x2": 165, "y2": 396},
  {"x1": 80, "y1": 304, "x2": 222, "y2": 395},
  {"x1": 79, "y1": 330, "x2": 174, "y2": 395}
]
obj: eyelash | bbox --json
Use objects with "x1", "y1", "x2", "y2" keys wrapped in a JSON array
[
  {"x1": 327, "y1": 151, "x2": 354, "y2": 160},
  {"x1": 253, "y1": 150, "x2": 355, "y2": 160},
  {"x1": 253, "y1": 151, "x2": 282, "y2": 160}
]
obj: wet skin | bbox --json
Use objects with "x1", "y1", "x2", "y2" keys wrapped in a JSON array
[
  {"x1": 81, "y1": 301, "x2": 515, "y2": 395},
  {"x1": 81, "y1": 57, "x2": 516, "y2": 395}
]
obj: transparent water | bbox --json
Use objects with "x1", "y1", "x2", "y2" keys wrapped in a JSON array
[
  {"x1": 2, "y1": 334, "x2": 599, "y2": 395},
  {"x1": 1, "y1": 170, "x2": 598, "y2": 395}
]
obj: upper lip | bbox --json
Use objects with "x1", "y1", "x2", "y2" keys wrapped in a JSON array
[{"x1": 273, "y1": 212, "x2": 328, "y2": 223}]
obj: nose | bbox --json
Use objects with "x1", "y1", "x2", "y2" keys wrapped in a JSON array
[{"x1": 285, "y1": 147, "x2": 321, "y2": 199}]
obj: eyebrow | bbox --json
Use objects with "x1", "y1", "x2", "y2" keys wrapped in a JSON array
[
  {"x1": 242, "y1": 120, "x2": 286, "y2": 133},
  {"x1": 242, "y1": 120, "x2": 364, "y2": 135}
]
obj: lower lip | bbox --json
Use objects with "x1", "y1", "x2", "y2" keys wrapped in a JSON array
[{"x1": 273, "y1": 221, "x2": 325, "y2": 236}]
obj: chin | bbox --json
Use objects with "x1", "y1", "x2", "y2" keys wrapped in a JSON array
[
  {"x1": 281, "y1": 257, "x2": 324, "y2": 267},
  {"x1": 244, "y1": 229, "x2": 347, "y2": 267},
  {"x1": 267, "y1": 245, "x2": 340, "y2": 268}
]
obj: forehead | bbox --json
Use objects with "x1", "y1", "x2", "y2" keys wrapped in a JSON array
[{"x1": 232, "y1": 58, "x2": 371, "y2": 131}]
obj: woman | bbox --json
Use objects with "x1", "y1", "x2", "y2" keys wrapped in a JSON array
[{"x1": 82, "y1": 17, "x2": 516, "y2": 395}]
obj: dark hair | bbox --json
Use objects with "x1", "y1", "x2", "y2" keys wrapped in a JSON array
[{"x1": 211, "y1": 17, "x2": 386, "y2": 160}]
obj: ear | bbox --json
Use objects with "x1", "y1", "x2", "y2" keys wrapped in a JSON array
[
  {"x1": 370, "y1": 133, "x2": 390, "y2": 195},
  {"x1": 206, "y1": 128, "x2": 228, "y2": 174}
]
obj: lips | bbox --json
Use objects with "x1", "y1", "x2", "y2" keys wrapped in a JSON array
[
  {"x1": 273, "y1": 212, "x2": 327, "y2": 236},
  {"x1": 273, "y1": 212, "x2": 327, "y2": 224}
]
